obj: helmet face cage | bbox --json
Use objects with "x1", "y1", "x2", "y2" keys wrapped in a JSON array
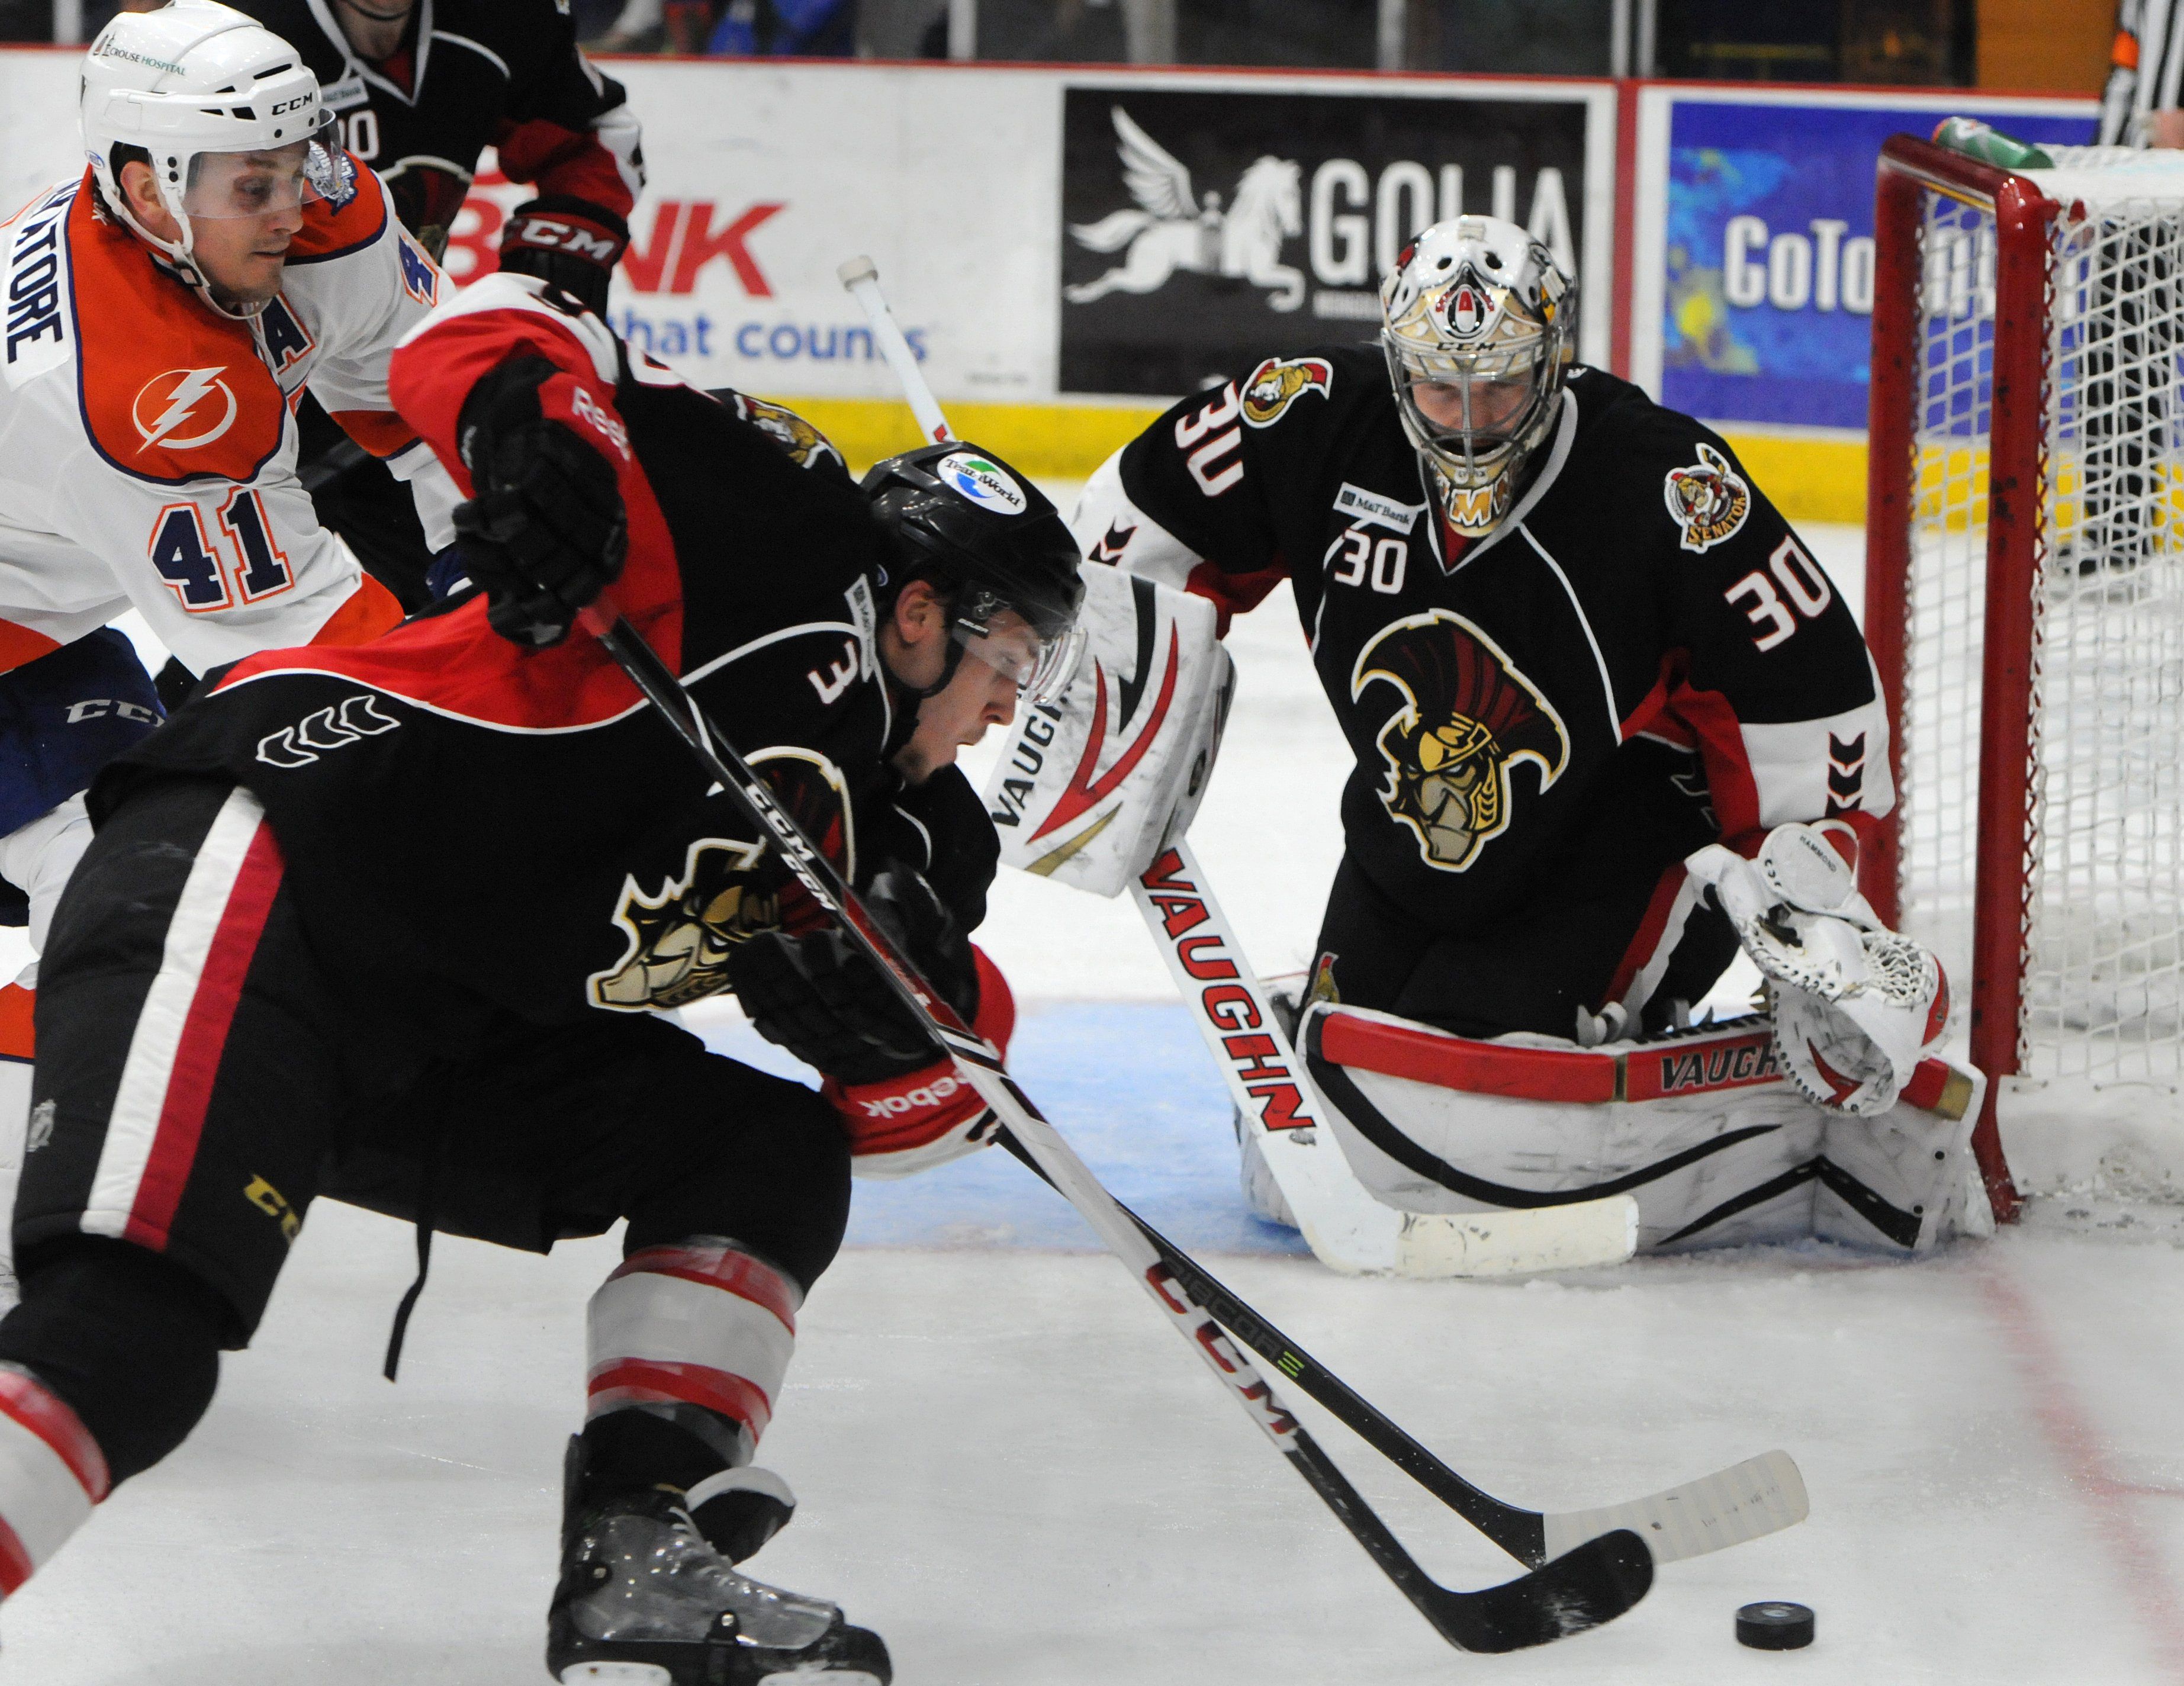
[{"x1": 1378, "y1": 216, "x2": 1575, "y2": 537}]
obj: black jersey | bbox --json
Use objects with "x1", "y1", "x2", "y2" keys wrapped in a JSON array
[
  {"x1": 91, "y1": 276, "x2": 991, "y2": 1041},
  {"x1": 234, "y1": 0, "x2": 643, "y2": 250},
  {"x1": 1080, "y1": 346, "x2": 1892, "y2": 936}
]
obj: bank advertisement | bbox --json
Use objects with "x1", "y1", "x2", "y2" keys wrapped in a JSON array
[{"x1": 1628, "y1": 86, "x2": 2100, "y2": 436}]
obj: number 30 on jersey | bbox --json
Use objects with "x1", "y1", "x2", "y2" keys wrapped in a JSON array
[{"x1": 147, "y1": 490, "x2": 293, "y2": 612}]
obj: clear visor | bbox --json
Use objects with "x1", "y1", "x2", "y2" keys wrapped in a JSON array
[
  {"x1": 180, "y1": 112, "x2": 344, "y2": 220},
  {"x1": 951, "y1": 613, "x2": 1086, "y2": 707}
]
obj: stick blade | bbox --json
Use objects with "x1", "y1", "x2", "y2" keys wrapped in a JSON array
[
  {"x1": 1345, "y1": 1193, "x2": 1638, "y2": 1279},
  {"x1": 1435, "y1": 1528, "x2": 1653, "y2": 1653},
  {"x1": 1538, "y1": 1449, "x2": 1809, "y2": 1565}
]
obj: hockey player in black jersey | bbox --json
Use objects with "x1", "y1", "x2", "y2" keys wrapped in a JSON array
[
  {"x1": 1075, "y1": 215, "x2": 1970, "y2": 1253},
  {"x1": 212, "y1": 0, "x2": 646, "y2": 623},
  {"x1": 0, "y1": 270, "x2": 1082, "y2": 1682}
]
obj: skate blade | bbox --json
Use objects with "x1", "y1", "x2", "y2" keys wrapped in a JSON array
[
  {"x1": 558, "y1": 1666, "x2": 672, "y2": 1685},
  {"x1": 755, "y1": 1672, "x2": 886, "y2": 1685}
]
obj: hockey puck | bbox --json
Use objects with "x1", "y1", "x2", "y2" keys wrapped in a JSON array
[{"x1": 1735, "y1": 1601, "x2": 1815, "y2": 1650}]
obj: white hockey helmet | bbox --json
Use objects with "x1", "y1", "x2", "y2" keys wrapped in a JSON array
[
  {"x1": 81, "y1": 0, "x2": 348, "y2": 317},
  {"x1": 1379, "y1": 216, "x2": 1575, "y2": 539}
]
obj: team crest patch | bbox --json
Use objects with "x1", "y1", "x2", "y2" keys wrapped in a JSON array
[
  {"x1": 1664, "y1": 442, "x2": 1750, "y2": 554},
  {"x1": 589, "y1": 836, "x2": 774, "y2": 1011},
  {"x1": 734, "y1": 394, "x2": 844, "y2": 474},
  {"x1": 1350, "y1": 610, "x2": 1569, "y2": 873},
  {"x1": 1240, "y1": 356, "x2": 1332, "y2": 427}
]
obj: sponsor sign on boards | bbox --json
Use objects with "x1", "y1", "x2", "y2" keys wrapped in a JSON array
[
  {"x1": 1058, "y1": 83, "x2": 1605, "y2": 397},
  {"x1": 1626, "y1": 86, "x2": 2098, "y2": 436}
]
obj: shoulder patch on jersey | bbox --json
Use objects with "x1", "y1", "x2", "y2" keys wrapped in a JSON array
[
  {"x1": 732, "y1": 393, "x2": 844, "y2": 474},
  {"x1": 68, "y1": 194, "x2": 285, "y2": 485},
  {"x1": 394, "y1": 233, "x2": 439, "y2": 307},
  {"x1": 1240, "y1": 355, "x2": 1333, "y2": 427},
  {"x1": 1664, "y1": 441, "x2": 1751, "y2": 554},
  {"x1": 285, "y1": 157, "x2": 389, "y2": 265},
  {"x1": 1350, "y1": 609, "x2": 1569, "y2": 874},
  {"x1": 4, "y1": 181, "x2": 77, "y2": 391}
]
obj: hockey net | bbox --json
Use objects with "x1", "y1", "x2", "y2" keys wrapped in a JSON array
[{"x1": 1868, "y1": 136, "x2": 2184, "y2": 1218}]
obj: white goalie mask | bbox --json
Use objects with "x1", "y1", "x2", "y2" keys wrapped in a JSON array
[
  {"x1": 1379, "y1": 217, "x2": 1575, "y2": 539},
  {"x1": 81, "y1": 0, "x2": 348, "y2": 320}
]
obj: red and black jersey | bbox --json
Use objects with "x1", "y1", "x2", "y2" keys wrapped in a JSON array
[
  {"x1": 89, "y1": 275, "x2": 992, "y2": 1037},
  {"x1": 233, "y1": 0, "x2": 644, "y2": 250},
  {"x1": 1076, "y1": 346, "x2": 1892, "y2": 938}
]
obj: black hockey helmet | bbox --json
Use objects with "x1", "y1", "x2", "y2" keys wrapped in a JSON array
[{"x1": 862, "y1": 441, "x2": 1086, "y2": 703}]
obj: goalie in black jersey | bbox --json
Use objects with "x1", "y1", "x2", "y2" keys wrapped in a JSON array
[
  {"x1": 1074, "y1": 215, "x2": 1979, "y2": 1254},
  {"x1": 0, "y1": 271, "x2": 1082, "y2": 1683}
]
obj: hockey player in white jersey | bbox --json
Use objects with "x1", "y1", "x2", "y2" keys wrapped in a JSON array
[{"x1": 0, "y1": 0, "x2": 456, "y2": 1268}]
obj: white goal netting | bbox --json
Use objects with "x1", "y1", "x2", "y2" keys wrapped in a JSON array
[{"x1": 1898, "y1": 147, "x2": 2184, "y2": 1141}]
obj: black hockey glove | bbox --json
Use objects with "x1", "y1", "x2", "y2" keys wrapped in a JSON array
[
  {"x1": 497, "y1": 197, "x2": 630, "y2": 320},
  {"x1": 726, "y1": 866, "x2": 979, "y2": 1086},
  {"x1": 452, "y1": 357, "x2": 628, "y2": 648}
]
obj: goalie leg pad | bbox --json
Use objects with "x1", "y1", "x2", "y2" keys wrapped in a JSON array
[{"x1": 1300, "y1": 1003, "x2": 1985, "y2": 1254}]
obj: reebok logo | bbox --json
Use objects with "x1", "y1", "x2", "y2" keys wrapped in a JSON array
[{"x1": 861, "y1": 1075, "x2": 964, "y2": 1116}]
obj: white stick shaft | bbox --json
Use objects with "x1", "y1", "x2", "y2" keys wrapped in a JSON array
[{"x1": 838, "y1": 256, "x2": 954, "y2": 445}]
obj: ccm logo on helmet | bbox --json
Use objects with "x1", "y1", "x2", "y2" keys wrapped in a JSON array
[
  {"x1": 860, "y1": 1074, "x2": 964, "y2": 1117},
  {"x1": 267, "y1": 94, "x2": 314, "y2": 116},
  {"x1": 133, "y1": 366, "x2": 239, "y2": 452}
]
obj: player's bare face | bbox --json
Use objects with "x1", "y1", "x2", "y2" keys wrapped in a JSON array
[
  {"x1": 898, "y1": 649, "x2": 1018, "y2": 783},
  {"x1": 1413, "y1": 375, "x2": 1532, "y2": 436},
  {"x1": 187, "y1": 149, "x2": 312, "y2": 305},
  {"x1": 120, "y1": 149, "x2": 308, "y2": 309}
]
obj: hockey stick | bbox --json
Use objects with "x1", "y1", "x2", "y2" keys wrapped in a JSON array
[
  {"x1": 575, "y1": 600, "x2": 1654, "y2": 1652},
  {"x1": 1138, "y1": 841, "x2": 1639, "y2": 1277},
  {"x1": 834, "y1": 252, "x2": 1805, "y2": 1569}
]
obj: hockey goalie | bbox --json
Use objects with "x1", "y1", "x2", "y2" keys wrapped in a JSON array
[{"x1": 996, "y1": 214, "x2": 1985, "y2": 1257}]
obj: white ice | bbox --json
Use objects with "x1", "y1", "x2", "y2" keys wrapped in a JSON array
[{"x1": 8, "y1": 527, "x2": 2184, "y2": 1684}]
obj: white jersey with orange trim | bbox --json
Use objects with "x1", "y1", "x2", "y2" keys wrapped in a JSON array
[{"x1": 0, "y1": 159, "x2": 452, "y2": 680}]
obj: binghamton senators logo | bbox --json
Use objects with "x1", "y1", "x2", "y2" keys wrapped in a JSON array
[
  {"x1": 732, "y1": 394, "x2": 845, "y2": 475},
  {"x1": 1240, "y1": 355, "x2": 1331, "y2": 427},
  {"x1": 589, "y1": 752, "x2": 852, "y2": 1011},
  {"x1": 1663, "y1": 442, "x2": 1751, "y2": 554},
  {"x1": 1350, "y1": 611, "x2": 1569, "y2": 872}
]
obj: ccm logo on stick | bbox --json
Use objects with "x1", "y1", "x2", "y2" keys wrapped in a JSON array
[{"x1": 1138, "y1": 847, "x2": 1317, "y2": 1131}]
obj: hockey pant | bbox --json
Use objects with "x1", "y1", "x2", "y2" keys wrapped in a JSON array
[
  {"x1": 0, "y1": 776, "x2": 848, "y2": 1596},
  {"x1": 1298, "y1": 1002, "x2": 1984, "y2": 1255},
  {"x1": 0, "y1": 629, "x2": 165, "y2": 1303},
  {"x1": 1310, "y1": 741, "x2": 1739, "y2": 1043}
]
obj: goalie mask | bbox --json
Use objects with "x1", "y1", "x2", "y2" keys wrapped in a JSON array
[
  {"x1": 1379, "y1": 216, "x2": 1575, "y2": 540},
  {"x1": 864, "y1": 443, "x2": 1087, "y2": 705},
  {"x1": 81, "y1": 0, "x2": 349, "y2": 321}
]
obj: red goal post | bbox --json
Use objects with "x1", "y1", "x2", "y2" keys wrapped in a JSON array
[{"x1": 1866, "y1": 134, "x2": 2184, "y2": 1222}]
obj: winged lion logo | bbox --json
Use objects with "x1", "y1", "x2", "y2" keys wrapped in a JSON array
[{"x1": 1065, "y1": 106, "x2": 1305, "y2": 313}]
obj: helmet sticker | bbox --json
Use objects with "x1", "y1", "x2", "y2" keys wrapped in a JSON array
[
  {"x1": 1664, "y1": 442, "x2": 1752, "y2": 554},
  {"x1": 936, "y1": 451, "x2": 1028, "y2": 516}
]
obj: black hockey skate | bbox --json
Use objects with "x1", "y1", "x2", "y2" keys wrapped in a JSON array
[{"x1": 546, "y1": 1481, "x2": 891, "y2": 1685}]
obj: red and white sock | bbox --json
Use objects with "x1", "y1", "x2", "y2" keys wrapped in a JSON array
[
  {"x1": 0, "y1": 1365, "x2": 108, "y2": 1597},
  {"x1": 585, "y1": 1243, "x2": 799, "y2": 1451}
]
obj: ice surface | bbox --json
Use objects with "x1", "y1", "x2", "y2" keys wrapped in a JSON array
[{"x1": 9, "y1": 526, "x2": 2184, "y2": 1683}]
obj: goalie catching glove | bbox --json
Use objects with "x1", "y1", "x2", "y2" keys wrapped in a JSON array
[
  {"x1": 726, "y1": 867, "x2": 1015, "y2": 1176},
  {"x1": 1686, "y1": 823, "x2": 1947, "y2": 1115}
]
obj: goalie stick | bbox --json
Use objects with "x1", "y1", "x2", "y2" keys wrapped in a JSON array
[
  {"x1": 835, "y1": 250, "x2": 1804, "y2": 1563},
  {"x1": 1137, "y1": 841, "x2": 1639, "y2": 1277},
  {"x1": 575, "y1": 599, "x2": 1655, "y2": 1652}
]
